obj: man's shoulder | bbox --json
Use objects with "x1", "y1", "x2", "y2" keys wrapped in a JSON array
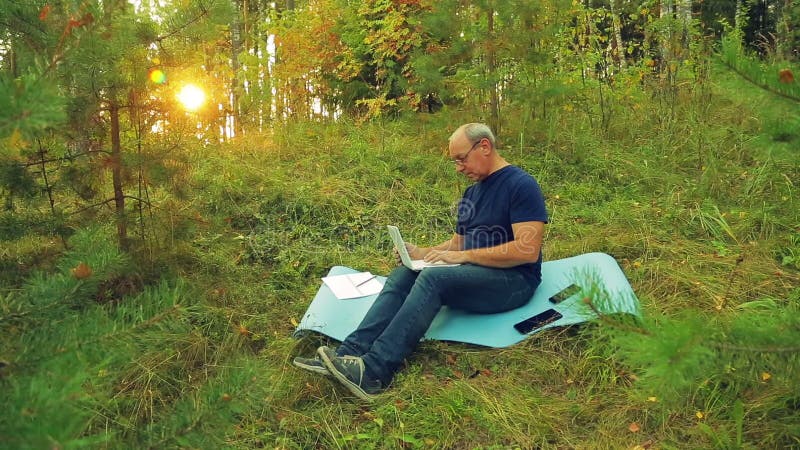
[{"x1": 503, "y1": 165, "x2": 541, "y2": 187}]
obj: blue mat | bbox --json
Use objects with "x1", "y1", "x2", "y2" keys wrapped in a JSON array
[{"x1": 294, "y1": 252, "x2": 640, "y2": 348}]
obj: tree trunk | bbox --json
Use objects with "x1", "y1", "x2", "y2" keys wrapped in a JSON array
[
  {"x1": 230, "y1": 0, "x2": 243, "y2": 138},
  {"x1": 610, "y1": 0, "x2": 627, "y2": 69},
  {"x1": 777, "y1": 0, "x2": 793, "y2": 60},
  {"x1": 486, "y1": 4, "x2": 501, "y2": 137},
  {"x1": 734, "y1": 0, "x2": 745, "y2": 32},
  {"x1": 660, "y1": 0, "x2": 674, "y2": 67},
  {"x1": 677, "y1": 0, "x2": 692, "y2": 53},
  {"x1": 109, "y1": 99, "x2": 127, "y2": 250}
]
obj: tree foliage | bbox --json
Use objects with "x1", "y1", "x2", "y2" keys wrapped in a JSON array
[{"x1": 1, "y1": 0, "x2": 799, "y2": 447}]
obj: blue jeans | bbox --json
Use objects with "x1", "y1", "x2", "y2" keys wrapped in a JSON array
[{"x1": 336, "y1": 264, "x2": 540, "y2": 385}]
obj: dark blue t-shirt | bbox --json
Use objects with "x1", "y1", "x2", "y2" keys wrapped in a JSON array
[{"x1": 456, "y1": 165, "x2": 548, "y2": 282}]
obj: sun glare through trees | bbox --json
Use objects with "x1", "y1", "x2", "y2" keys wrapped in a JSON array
[{"x1": 176, "y1": 83, "x2": 206, "y2": 112}]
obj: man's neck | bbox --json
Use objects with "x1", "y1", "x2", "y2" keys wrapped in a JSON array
[{"x1": 488, "y1": 157, "x2": 510, "y2": 176}]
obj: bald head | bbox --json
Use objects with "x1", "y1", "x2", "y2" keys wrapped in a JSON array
[{"x1": 449, "y1": 123, "x2": 496, "y2": 149}]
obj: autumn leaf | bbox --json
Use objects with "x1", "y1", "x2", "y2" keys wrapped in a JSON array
[
  {"x1": 779, "y1": 69, "x2": 794, "y2": 84},
  {"x1": 761, "y1": 372, "x2": 771, "y2": 381},
  {"x1": 71, "y1": 262, "x2": 92, "y2": 279},
  {"x1": 628, "y1": 422, "x2": 641, "y2": 433},
  {"x1": 39, "y1": 4, "x2": 51, "y2": 21}
]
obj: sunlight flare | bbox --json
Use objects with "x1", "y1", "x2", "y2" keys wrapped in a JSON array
[{"x1": 177, "y1": 84, "x2": 206, "y2": 111}]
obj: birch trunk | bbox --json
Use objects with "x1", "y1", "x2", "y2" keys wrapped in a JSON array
[
  {"x1": 487, "y1": 4, "x2": 501, "y2": 137},
  {"x1": 230, "y1": 0, "x2": 243, "y2": 138},
  {"x1": 678, "y1": 0, "x2": 692, "y2": 50},
  {"x1": 610, "y1": 0, "x2": 627, "y2": 69}
]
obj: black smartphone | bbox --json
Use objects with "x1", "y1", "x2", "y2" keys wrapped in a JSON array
[
  {"x1": 549, "y1": 283, "x2": 581, "y2": 304},
  {"x1": 513, "y1": 309, "x2": 563, "y2": 334}
]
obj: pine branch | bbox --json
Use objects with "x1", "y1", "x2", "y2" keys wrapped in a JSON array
[
  {"x1": 19, "y1": 149, "x2": 112, "y2": 168},
  {"x1": 583, "y1": 296, "x2": 651, "y2": 336},
  {"x1": 713, "y1": 342, "x2": 800, "y2": 354},
  {"x1": 67, "y1": 195, "x2": 153, "y2": 216},
  {"x1": 721, "y1": 59, "x2": 800, "y2": 103},
  {"x1": 154, "y1": 2, "x2": 210, "y2": 43}
]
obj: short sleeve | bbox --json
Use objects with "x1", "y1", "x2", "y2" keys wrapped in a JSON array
[{"x1": 509, "y1": 176, "x2": 548, "y2": 224}]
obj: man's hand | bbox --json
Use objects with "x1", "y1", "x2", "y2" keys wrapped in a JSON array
[
  {"x1": 423, "y1": 249, "x2": 470, "y2": 264},
  {"x1": 394, "y1": 243, "x2": 429, "y2": 265},
  {"x1": 406, "y1": 243, "x2": 428, "y2": 260}
]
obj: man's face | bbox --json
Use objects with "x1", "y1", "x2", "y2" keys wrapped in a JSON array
[{"x1": 449, "y1": 133, "x2": 487, "y2": 181}]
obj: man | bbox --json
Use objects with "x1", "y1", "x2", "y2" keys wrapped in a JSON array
[{"x1": 294, "y1": 123, "x2": 548, "y2": 401}]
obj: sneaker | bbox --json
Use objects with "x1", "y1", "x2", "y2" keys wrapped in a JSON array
[
  {"x1": 317, "y1": 346, "x2": 383, "y2": 401},
  {"x1": 292, "y1": 355, "x2": 330, "y2": 376}
]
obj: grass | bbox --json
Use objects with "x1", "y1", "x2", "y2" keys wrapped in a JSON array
[{"x1": 1, "y1": 62, "x2": 799, "y2": 449}]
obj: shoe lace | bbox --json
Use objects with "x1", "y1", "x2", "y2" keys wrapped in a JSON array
[{"x1": 340, "y1": 355, "x2": 363, "y2": 368}]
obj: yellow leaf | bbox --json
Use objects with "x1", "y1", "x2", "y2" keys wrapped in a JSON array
[
  {"x1": 3, "y1": 129, "x2": 28, "y2": 157},
  {"x1": 695, "y1": 411, "x2": 704, "y2": 419},
  {"x1": 761, "y1": 372, "x2": 771, "y2": 381},
  {"x1": 647, "y1": 396, "x2": 657, "y2": 402},
  {"x1": 290, "y1": 317, "x2": 299, "y2": 327}
]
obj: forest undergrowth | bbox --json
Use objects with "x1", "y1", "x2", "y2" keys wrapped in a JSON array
[{"x1": 1, "y1": 64, "x2": 799, "y2": 449}]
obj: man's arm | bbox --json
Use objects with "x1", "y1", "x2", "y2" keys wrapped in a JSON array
[{"x1": 422, "y1": 221, "x2": 545, "y2": 268}]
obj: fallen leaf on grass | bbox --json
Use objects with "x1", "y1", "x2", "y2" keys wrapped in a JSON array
[
  {"x1": 779, "y1": 68, "x2": 794, "y2": 84},
  {"x1": 71, "y1": 262, "x2": 92, "y2": 279},
  {"x1": 628, "y1": 422, "x2": 641, "y2": 433}
]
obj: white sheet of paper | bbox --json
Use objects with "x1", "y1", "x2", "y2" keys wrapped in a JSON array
[{"x1": 321, "y1": 272, "x2": 384, "y2": 300}]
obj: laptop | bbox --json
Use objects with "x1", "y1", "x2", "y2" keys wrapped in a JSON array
[{"x1": 387, "y1": 225, "x2": 461, "y2": 271}]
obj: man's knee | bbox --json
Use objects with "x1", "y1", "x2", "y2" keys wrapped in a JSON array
[{"x1": 384, "y1": 266, "x2": 417, "y2": 290}]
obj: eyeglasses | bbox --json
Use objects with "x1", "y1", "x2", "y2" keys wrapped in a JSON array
[{"x1": 452, "y1": 139, "x2": 483, "y2": 166}]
